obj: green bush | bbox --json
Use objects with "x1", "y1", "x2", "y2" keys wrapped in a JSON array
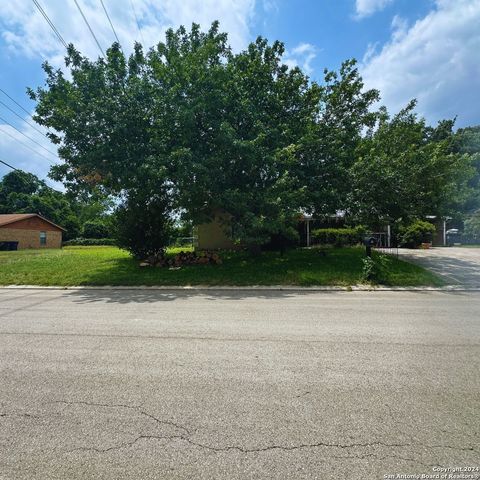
[
  {"x1": 361, "y1": 254, "x2": 389, "y2": 283},
  {"x1": 399, "y1": 220, "x2": 436, "y2": 248},
  {"x1": 63, "y1": 238, "x2": 116, "y2": 246},
  {"x1": 114, "y1": 191, "x2": 173, "y2": 260},
  {"x1": 311, "y1": 226, "x2": 366, "y2": 247},
  {"x1": 82, "y1": 220, "x2": 111, "y2": 239}
]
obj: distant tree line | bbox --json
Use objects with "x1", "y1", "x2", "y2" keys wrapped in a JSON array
[
  {"x1": 0, "y1": 170, "x2": 113, "y2": 240},
  {"x1": 15, "y1": 22, "x2": 480, "y2": 256}
]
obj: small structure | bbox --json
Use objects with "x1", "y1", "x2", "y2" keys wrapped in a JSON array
[
  {"x1": 195, "y1": 211, "x2": 236, "y2": 250},
  {"x1": 0, "y1": 214, "x2": 64, "y2": 250}
]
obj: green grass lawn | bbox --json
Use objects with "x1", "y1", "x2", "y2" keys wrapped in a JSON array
[{"x1": 0, "y1": 246, "x2": 443, "y2": 287}]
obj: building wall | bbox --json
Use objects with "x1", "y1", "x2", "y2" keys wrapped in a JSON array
[
  {"x1": 431, "y1": 220, "x2": 446, "y2": 247},
  {"x1": 2, "y1": 216, "x2": 62, "y2": 231},
  {"x1": 432, "y1": 230, "x2": 445, "y2": 246},
  {"x1": 196, "y1": 212, "x2": 236, "y2": 250},
  {"x1": 0, "y1": 228, "x2": 62, "y2": 249}
]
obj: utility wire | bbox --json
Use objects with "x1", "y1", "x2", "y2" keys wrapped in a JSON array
[
  {"x1": 100, "y1": 0, "x2": 121, "y2": 47},
  {"x1": 0, "y1": 88, "x2": 33, "y2": 118},
  {"x1": 0, "y1": 125, "x2": 58, "y2": 165},
  {"x1": 0, "y1": 99, "x2": 49, "y2": 139},
  {"x1": 0, "y1": 115, "x2": 58, "y2": 159},
  {"x1": 0, "y1": 159, "x2": 19, "y2": 171},
  {"x1": 0, "y1": 159, "x2": 63, "y2": 193},
  {"x1": 129, "y1": 0, "x2": 145, "y2": 46},
  {"x1": 99, "y1": 0, "x2": 131, "y2": 95},
  {"x1": 73, "y1": 0, "x2": 105, "y2": 58},
  {"x1": 32, "y1": 0, "x2": 68, "y2": 49}
]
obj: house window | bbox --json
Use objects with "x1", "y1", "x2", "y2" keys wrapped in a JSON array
[{"x1": 40, "y1": 231, "x2": 47, "y2": 245}]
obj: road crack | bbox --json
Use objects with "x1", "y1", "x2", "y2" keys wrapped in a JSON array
[
  {"x1": 52, "y1": 400, "x2": 190, "y2": 435},
  {"x1": 67, "y1": 433, "x2": 478, "y2": 458},
  {"x1": 54, "y1": 400, "x2": 478, "y2": 462},
  {"x1": 0, "y1": 412, "x2": 38, "y2": 419}
]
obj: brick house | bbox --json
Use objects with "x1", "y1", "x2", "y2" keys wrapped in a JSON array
[{"x1": 0, "y1": 214, "x2": 64, "y2": 250}]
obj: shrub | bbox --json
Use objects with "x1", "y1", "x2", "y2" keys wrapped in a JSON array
[
  {"x1": 82, "y1": 220, "x2": 111, "y2": 239},
  {"x1": 361, "y1": 254, "x2": 389, "y2": 283},
  {"x1": 63, "y1": 238, "x2": 116, "y2": 246},
  {"x1": 114, "y1": 191, "x2": 173, "y2": 260},
  {"x1": 311, "y1": 226, "x2": 366, "y2": 247},
  {"x1": 399, "y1": 220, "x2": 436, "y2": 248}
]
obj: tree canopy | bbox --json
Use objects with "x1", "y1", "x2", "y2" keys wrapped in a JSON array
[
  {"x1": 350, "y1": 102, "x2": 474, "y2": 225},
  {"x1": 26, "y1": 22, "x2": 477, "y2": 254},
  {"x1": 452, "y1": 125, "x2": 480, "y2": 213}
]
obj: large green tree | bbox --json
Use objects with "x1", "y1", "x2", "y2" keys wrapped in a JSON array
[
  {"x1": 29, "y1": 23, "x2": 381, "y2": 253},
  {"x1": 297, "y1": 60, "x2": 379, "y2": 217},
  {"x1": 349, "y1": 101, "x2": 474, "y2": 226},
  {"x1": 452, "y1": 125, "x2": 480, "y2": 213},
  {"x1": 29, "y1": 22, "x2": 473, "y2": 254},
  {"x1": 452, "y1": 125, "x2": 480, "y2": 234}
]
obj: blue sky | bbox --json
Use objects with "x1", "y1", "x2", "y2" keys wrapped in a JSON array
[{"x1": 1, "y1": 0, "x2": 479, "y2": 183}]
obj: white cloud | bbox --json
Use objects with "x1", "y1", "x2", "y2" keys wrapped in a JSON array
[
  {"x1": 261, "y1": 0, "x2": 279, "y2": 26},
  {"x1": 361, "y1": 0, "x2": 480, "y2": 127},
  {"x1": 0, "y1": 0, "x2": 256, "y2": 65},
  {"x1": 262, "y1": 0, "x2": 278, "y2": 14},
  {"x1": 362, "y1": 42, "x2": 378, "y2": 63},
  {"x1": 355, "y1": 0, "x2": 394, "y2": 19},
  {"x1": 390, "y1": 15, "x2": 408, "y2": 40},
  {"x1": 284, "y1": 42, "x2": 317, "y2": 76}
]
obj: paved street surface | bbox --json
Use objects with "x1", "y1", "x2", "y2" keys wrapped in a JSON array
[
  {"x1": 1, "y1": 288, "x2": 479, "y2": 479},
  {"x1": 398, "y1": 246, "x2": 480, "y2": 287}
]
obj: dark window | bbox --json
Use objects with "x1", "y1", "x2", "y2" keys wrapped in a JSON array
[{"x1": 40, "y1": 231, "x2": 47, "y2": 245}]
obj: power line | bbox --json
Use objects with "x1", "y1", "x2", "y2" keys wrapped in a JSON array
[
  {"x1": 32, "y1": 0, "x2": 68, "y2": 50},
  {"x1": 0, "y1": 159, "x2": 63, "y2": 193},
  {"x1": 38, "y1": 175, "x2": 64, "y2": 193},
  {"x1": 73, "y1": 0, "x2": 105, "y2": 58},
  {"x1": 100, "y1": 0, "x2": 121, "y2": 47},
  {"x1": 0, "y1": 99, "x2": 49, "y2": 139},
  {"x1": 0, "y1": 159, "x2": 19, "y2": 171},
  {"x1": 0, "y1": 114, "x2": 58, "y2": 159},
  {"x1": 129, "y1": 0, "x2": 145, "y2": 46},
  {"x1": 99, "y1": 0, "x2": 129, "y2": 95},
  {"x1": 0, "y1": 125, "x2": 57, "y2": 165},
  {"x1": 0, "y1": 88, "x2": 33, "y2": 118}
]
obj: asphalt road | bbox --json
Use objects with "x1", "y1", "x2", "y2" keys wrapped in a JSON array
[{"x1": 0, "y1": 288, "x2": 479, "y2": 480}]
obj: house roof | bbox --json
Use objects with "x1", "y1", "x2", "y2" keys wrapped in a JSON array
[{"x1": 0, "y1": 214, "x2": 66, "y2": 231}]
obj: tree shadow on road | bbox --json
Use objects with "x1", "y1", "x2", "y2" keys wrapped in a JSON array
[
  {"x1": 64, "y1": 287, "x2": 352, "y2": 304},
  {"x1": 62, "y1": 287, "x2": 478, "y2": 305}
]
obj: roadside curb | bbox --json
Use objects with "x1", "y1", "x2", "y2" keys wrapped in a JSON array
[{"x1": 1, "y1": 285, "x2": 479, "y2": 292}]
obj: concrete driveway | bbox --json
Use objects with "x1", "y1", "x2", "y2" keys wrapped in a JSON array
[
  {"x1": 0, "y1": 288, "x2": 479, "y2": 479},
  {"x1": 397, "y1": 247, "x2": 480, "y2": 287}
]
